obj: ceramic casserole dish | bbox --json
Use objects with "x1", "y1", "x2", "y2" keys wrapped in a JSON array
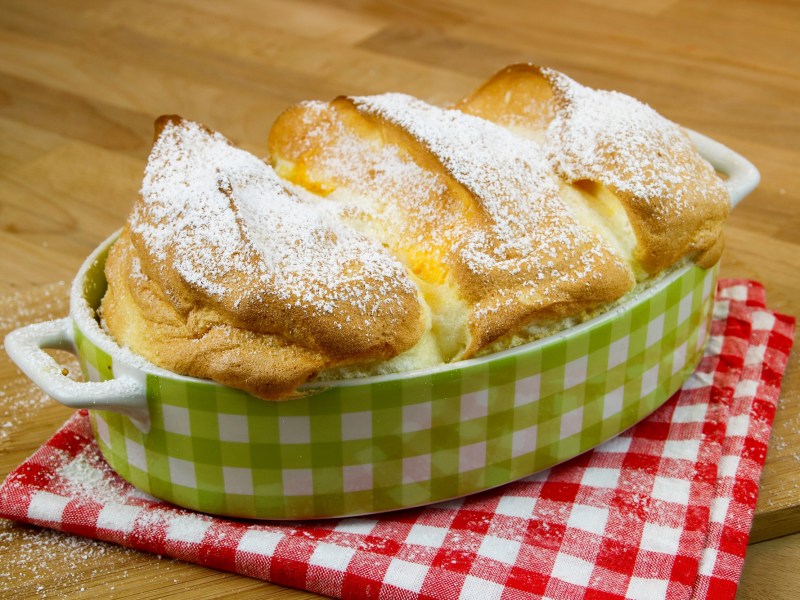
[{"x1": 5, "y1": 131, "x2": 758, "y2": 520}]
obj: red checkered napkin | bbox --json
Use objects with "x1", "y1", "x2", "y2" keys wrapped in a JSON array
[{"x1": 0, "y1": 280, "x2": 794, "y2": 600}]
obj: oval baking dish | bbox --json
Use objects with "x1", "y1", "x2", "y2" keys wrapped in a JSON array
[{"x1": 5, "y1": 131, "x2": 758, "y2": 520}]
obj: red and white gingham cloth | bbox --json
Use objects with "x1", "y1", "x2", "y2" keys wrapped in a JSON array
[{"x1": 0, "y1": 279, "x2": 795, "y2": 599}]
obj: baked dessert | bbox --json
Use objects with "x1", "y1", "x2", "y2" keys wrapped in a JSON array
[
  {"x1": 101, "y1": 116, "x2": 426, "y2": 399},
  {"x1": 269, "y1": 94, "x2": 635, "y2": 370},
  {"x1": 101, "y1": 67, "x2": 729, "y2": 400},
  {"x1": 456, "y1": 64, "x2": 729, "y2": 275}
]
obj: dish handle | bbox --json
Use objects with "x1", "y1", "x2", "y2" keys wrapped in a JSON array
[
  {"x1": 4, "y1": 318, "x2": 150, "y2": 429},
  {"x1": 687, "y1": 129, "x2": 761, "y2": 209}
]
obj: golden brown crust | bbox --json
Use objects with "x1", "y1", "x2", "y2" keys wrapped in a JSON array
[
  {"x1": 103, "y1": 117, "x2": 425, "y2": 400},
  {"x1": 456, "y1": 64, "x2": 557, "y2": 138},
  {"x1": 457, "y1": 64, "x2": 730, "y2": 275},
  {"x1": 269, "y1": 93, "x2": 636, "y2": 359},
  {"x1": 102, "y1": 229, "x2": 333, "y2": 399}
]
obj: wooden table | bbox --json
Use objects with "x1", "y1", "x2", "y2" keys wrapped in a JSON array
[{"x1": 0, "y1": 0, "x2": 797, "y2": 597}]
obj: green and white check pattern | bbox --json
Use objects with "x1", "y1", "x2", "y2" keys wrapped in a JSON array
[{"x1": 74, "y1": 263, "x2": 717, "y2": 520}]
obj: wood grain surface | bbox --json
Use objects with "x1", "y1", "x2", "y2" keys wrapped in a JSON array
[{"x1": 0, "y1": 0, "x2": 798, "y2": 598}]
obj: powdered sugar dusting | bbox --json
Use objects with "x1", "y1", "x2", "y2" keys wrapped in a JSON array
[
  {"x1": 297, "y1": 101, "x2": 447, "y2": 214},
  {"x1": 285, "y1": 100, "x2": 455, "y2": 283},
  {"x1": 131, "y1": 119, "x2": 415, "y2": 325},
  {"x1": 323, "y1": 140, "x2": 450, "y2": 247},
  {"x1": 351, "y1": 93, "x2": 628, "y2": 309},
  {"x1": 543, "y1": 68, "x2": 707, "y2": 215}
]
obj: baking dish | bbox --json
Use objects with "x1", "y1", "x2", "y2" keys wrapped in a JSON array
[{"x1": 4, "y1": 131, "x2": 758, "y2": 520}]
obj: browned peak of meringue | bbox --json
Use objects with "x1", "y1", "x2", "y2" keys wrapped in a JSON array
[
  {"x1": 270, "y1": 94, "x2": 636, "y2": 358},
  {"x1": 457, "y1": 64, "x2": 730, "y2": 274},
  {"x1": 105, "y1": 116, "x2": 425, "y2": 399}
]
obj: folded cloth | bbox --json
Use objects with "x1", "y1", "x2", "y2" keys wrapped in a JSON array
[{"x1": 0, "y1": 279, "x2": 794, "y2": 600}]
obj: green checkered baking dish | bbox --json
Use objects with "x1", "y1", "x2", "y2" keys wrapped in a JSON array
[{"x1": 4, "y1": 131, "x2": 758, "y2": 520}]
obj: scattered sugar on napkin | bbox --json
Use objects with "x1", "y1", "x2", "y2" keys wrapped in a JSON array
[{"x1": 0, "y1": 279, "x2": 794, "y2": 599}]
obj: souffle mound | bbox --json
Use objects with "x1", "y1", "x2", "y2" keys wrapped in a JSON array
[
  {"x1": 100, "y1": 66, "x2": 729, "y2": 400},
  {"x1": 102, "y1": 117, "x2": 427, "y2": 399}
]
